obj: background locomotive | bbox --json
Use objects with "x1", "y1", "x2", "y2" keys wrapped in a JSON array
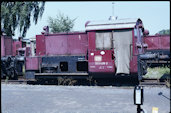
[
  {"x1": 1, "y1": 35, "x2": 31, "y2": 79},
  {"x1": 143, "y1": 34, "x2": 170, "y2": 67}
]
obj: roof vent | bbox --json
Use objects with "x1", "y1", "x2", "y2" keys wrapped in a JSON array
[
  {"x1": 108, "y1": 16, "x2": 118, "y2": 20},
  {"x1": 109, "y1": 2, "x2": 118, "y2": 21}
]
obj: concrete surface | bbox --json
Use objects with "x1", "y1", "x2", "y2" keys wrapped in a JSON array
[{"x1": 1, "y1": 84, "x2": 170, "y2": 113}]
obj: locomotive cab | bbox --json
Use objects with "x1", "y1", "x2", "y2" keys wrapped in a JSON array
[{"x1": 85, "y1": 18, "x2": 148, "y2": 79}]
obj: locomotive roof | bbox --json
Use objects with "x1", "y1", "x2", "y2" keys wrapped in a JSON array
[{"x1": 85, "y1": 18, "x2": 142, "y2": 31}]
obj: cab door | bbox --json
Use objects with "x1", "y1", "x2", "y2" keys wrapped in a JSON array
[
  {"x1": 112, "y1": 29, "x2": 133, "y2": 74},
  {"x1": 88, "y1": 31, "x2": 115, "y2": 73}
]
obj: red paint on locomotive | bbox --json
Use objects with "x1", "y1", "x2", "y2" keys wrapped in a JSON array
[
  {"x1": 36, "y1": 32, "x2": 88, "y2": 56},
  {"x1": 26, "y1": 57, "x2": 41, "y2": 70},
  {"x1": 144, "y1": 35, "x2": 170, "y2": 51},
  {"x1": 1, "y1": 36, "x2": 5, "y2": 57},
  {"x1": 12, "y1": 41, "x2": 22, "y2": 56},
  {"x1": 1, "y1": 35, "x2": 13, "y2": 56}
]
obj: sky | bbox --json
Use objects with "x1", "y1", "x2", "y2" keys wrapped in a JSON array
[{"x1": 13, "y1": 1, "x2": 170, "y2": 39}]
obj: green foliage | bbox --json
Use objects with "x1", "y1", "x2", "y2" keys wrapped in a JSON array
[
  {"x1": 48, "y1": 12, "x2": 76, "y2": 33},
  {"x1": 5, "y1": 76, "x2": 9, "y2": 84},
  {"x1": 143, "y1": 67, "x2": 170, "y2": 79},
  {"x1": 158, "y1": 29, "x2": 170, "y2": 35},
  {"x1": 1, "y1": 2, "x2": 45, "y2": 37}
]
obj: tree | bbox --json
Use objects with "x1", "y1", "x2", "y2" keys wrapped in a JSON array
[
  {"x1": 1, "y1": 2, "x2": 45, "y2": 38},
  {"x1": 48, "y1": 12, "x2": 76, "y2": 33},
  {"x1": 157, "y1": 29, "x2": 170, "y2": 35}
]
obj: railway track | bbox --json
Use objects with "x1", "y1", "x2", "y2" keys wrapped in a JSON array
[
  {"x1": 140, "y1": 78, "x2": 168, "y2": 86},
  {"x1": 1, "y1": 77, "x2": 35, "y2": 84},
  {"x1": 1, "y1": 77, "x2": 169, "y2": 86},
  {"x1": 1, "y1": 79, "x2": 27, "y2": 84}
]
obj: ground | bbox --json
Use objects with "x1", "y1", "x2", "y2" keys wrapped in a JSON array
[{"x1": 1, "y1": 83, "x2": 170, "y2": 113}]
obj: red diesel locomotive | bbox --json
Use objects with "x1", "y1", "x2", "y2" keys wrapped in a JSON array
[{"x1": 25, "y1": 18, "x2": 150, "y2": 81}]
